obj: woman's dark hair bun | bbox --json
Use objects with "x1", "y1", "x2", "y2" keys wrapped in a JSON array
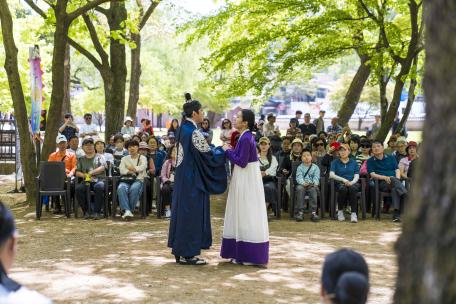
[
  {"x1": 334, "y1": 272, "x2": 369, "y2": 304},
  {"x1": 185, "y1": 93, "x2": 192, "y2": 102}
]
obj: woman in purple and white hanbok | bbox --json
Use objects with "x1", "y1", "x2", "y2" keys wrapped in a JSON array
[{"x1": 221, "y1": 109, "x2": 269, "y2": 266}]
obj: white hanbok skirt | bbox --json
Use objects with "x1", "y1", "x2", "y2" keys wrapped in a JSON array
[{"x1": 220, "y1": 161, "x2": 269, "y2": 264}]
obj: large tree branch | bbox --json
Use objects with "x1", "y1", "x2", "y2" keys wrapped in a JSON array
[
  {"x1": 67, "y1": 37, "x2": 103, "y2": 71},
  {"x1": 94, "y1": 6, "x2": 109, "y2": 16},
  {"x1": 82, "y1": 14, "x2": 109, "y2": 67},
  {"x1": 67, "y1": 0, "x2": 111, "y2": 21},
  {"x1": 24, "y1": 0, "x2": 48, "y2": 19},
  {"x1": 139, "y1": 1, "x2": 161, "y2": 30}
]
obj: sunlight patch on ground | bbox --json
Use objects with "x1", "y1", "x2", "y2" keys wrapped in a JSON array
[{"x1": 11, "y1": 262, "x2": 146, "y2": 302}]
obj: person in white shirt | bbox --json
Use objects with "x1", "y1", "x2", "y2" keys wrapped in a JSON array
[
  {"x1": 117, "y1": 140, "x2": 148, "y2": 220},
  {"x1": 68, "y1": 135, "x2": 85, "y2": 159},
  {"x1": 0, "y1": 202, "x2": 51, "y2": 304},
  {"x1": 79, "y1": 113, "x2": 98, "y2": 138},
  {"x1": 258, "y1": 137, "x2": 279, "y2": 212},
  {"x1": 263, "y1": 113, "x2": 280, "y2": 137},
  {"x1": 121, "y1": 117, "x2": 136, "y2": 136}
]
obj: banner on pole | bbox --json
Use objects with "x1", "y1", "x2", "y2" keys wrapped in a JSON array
[{"x1": 29, "y1": 45, "x2": 43, "y2": 134}]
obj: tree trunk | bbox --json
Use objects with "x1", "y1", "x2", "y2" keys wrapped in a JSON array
[
  {"x1": 127, "y1": 32, "x2": 141, "y2": 120},
  {"x1": 105, "y1": 2, "x2": 127, "y2": 141},
  {"x1": 0, "y1": 0, "x2": 38, "y2": 203},
  {"x1": 337, "y1": 54, "x2": 371, "y2": 126},
  {"x1": 379, "y1": 78, "x2": 388, "y2": 123},
  {"x1": 374, "y1": 62, "x2": 413, "y2": 142},
  {"x1": 396, "y1": 58, "x2": 418, "y2": 134},
  {"x1": 61, "y1": 43, "x2": 71, "y2": 120},
  {"x1": 394, "y1": 1, "x2": 456, "y2": 303},
  {"x1": 41, "y1": 6, "x2": 69, "y2": 160}
]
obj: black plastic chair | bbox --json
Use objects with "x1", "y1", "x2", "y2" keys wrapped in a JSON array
[
  {"x1": 329, "y1": 178, "x2": 367, "y2": 220},
  {"x1": 289, "y1": 161, "x2": 325, "y2": 219},
  {"x1": 35, "y1": 161, "x2": 70, "y2": 220},
  {"x1": 111, "y1": 176, "x2": 148, "y2": 219},
  {"x1": 73, "y1": 177, "x2": 109, "y2": 218},
  {"x1": 373, "y1": 178, "x2": 392, "y2": 220}
]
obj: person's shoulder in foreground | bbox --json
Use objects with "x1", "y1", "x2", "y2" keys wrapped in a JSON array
[{"x1": 0, "y1": 201, "x2": 52, "y2": 304}]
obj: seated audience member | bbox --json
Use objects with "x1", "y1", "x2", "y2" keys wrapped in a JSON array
[
  {"x1": 121, "y1": 116, "x2": 135, "y2": 136},
  {"x1": 48, "y1": 135, "x2": 77, "y2": 178},
  {"x1": 68, "y1": 135, "x2": 85, "y2": 159},
  {"x1": 326, "y1": 117, "x2": 343, "y2": 135},
  {"x1": 58, "y1": 113, "x2": 79, "y2": 141},
  {"x1": 141, "y1": 118, "x2": 154, "y2": 136},
  {"x1": 255, "y1": 119, "x2": 265, "y2": 141},
  {"x1": 330, "y1": 144, "x2": 360, "y2": 223},
  {"x1": 0, "y1": 202, "x2": 51, "y2": 303},
  {"x1": 117, "y1": 140, "x2": 148, "y2": 220},
  {"x1": 140, "y1": 133, "x2": 149, "y2": 143},
  {"x1": 394, "y1": 137, "x2": 408, "y2": 163},
  {"x1": 200, "y1": 118, "x2": 213, "y2": 145},
  {"x1": 321, "y1": 249, "x2": 369, "y2": 304},
  {"x1": 348, "y1": 136, "x2": 360, "y2": 159},
  {"x1": 367, "y1": 140, "x2": 407, "y2": 222},
  {"x1": 147, "y1": 136, "x2": 167, "y2": 176},
  {"x1": 106, "y1": 134, "x2": 116, "y2": 151},
  {"x1": 295, "y1": 149, "x2": 320, "y2": 222},
  {"x1": 168, "y1": 118, "x2": 179, "y2": 136},
  {"x1": 383, "y1": 136, "x2": 397, "y2": 155},
  {"x1": 220, "y1": 118, "x2": 235, "y2": 145},
  {"x1": 263, "y1": 113, "x2": 281, "y2": 137},
  {"x1": 298, "y1": 113, "x2": 317, "y2": 136},
  {"x1": 286, "y1": 118, "x2": 302, "y2": 139},
  {"x1": 112, "y1": 134, "x2": 128, "y2": 173},
  {"x1": 131, "y1": 134, "x2": 142, "y2": 143},
  {"x1": 318, "y1": 131, "x2": 328, "y2": 141},
  {"x1": 167, "y1": 132, "x2": 176, "y2": 148},
  {"x1": 258, "y1": 137, "x2": 279, "y2": 213},
  {"x1": 160, "y1": 145, "x2": 177, "y2": 218},
  {"x1": 95, "y1": 139, "x2": 113, "y2": 165},
  {"x1": 138, "y1": 141, "x2": 155, "y2": 176},
  {"x1": 79, "y1": 113, "x2": 98, "y2": 139},
  {"x1": 312, "y1": 138, "x2": 327, "y2": 170},
  {"x1": 321, "y1": 142, "x2": 341, "y2": 178},
  {"x1": 356, "y1": 140, "x2": 372, "y2": 169},
  {"x1": 280, "y1": 138, "x2": 304, "y2": 191},
  {"x1": 75, "y1": 138, "x2": 106, "y2": 220},
  {"x1": 399, "y1": 141, "x2": 418, "y2": 180},
  {"x1": 275, "y1": 136, "x2": 292, "y2": 173}
]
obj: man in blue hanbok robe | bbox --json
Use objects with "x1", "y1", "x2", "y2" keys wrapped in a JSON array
[{"x1": 168, "y1": 99, "x2": 227, "y2": 265}]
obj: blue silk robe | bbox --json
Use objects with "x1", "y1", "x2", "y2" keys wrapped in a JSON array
[{"x1": 167, "y1": 119, "x2": 227, "y2": 257}]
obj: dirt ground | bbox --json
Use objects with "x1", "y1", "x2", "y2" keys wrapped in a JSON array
[{"x1": 0, "y1": 174, "x2": 399, "y2": 304}]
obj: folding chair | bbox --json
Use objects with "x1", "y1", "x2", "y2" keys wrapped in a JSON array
[{"x1": 373, "y1": 178, "x2": 392, "y2": 220}]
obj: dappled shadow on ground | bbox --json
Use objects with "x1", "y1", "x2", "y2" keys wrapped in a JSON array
[{"x1": 5, "y1": 190, "x2": 399, "y2": 304}]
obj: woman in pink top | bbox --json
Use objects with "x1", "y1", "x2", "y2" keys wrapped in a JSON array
[{"x1": 160, "y1": 145, "x2": 177, "y2": 218}]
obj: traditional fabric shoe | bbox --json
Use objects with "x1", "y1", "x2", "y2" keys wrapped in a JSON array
[
  {"x1": 338, "y1": 210, "x2": 345, "y2": 221},
  {"x1": 179, "y1": 257, "x2": 207, "y2": 265},
  {"x1": 351, "y1": 212, "x2": 358, "y2": 223}
]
